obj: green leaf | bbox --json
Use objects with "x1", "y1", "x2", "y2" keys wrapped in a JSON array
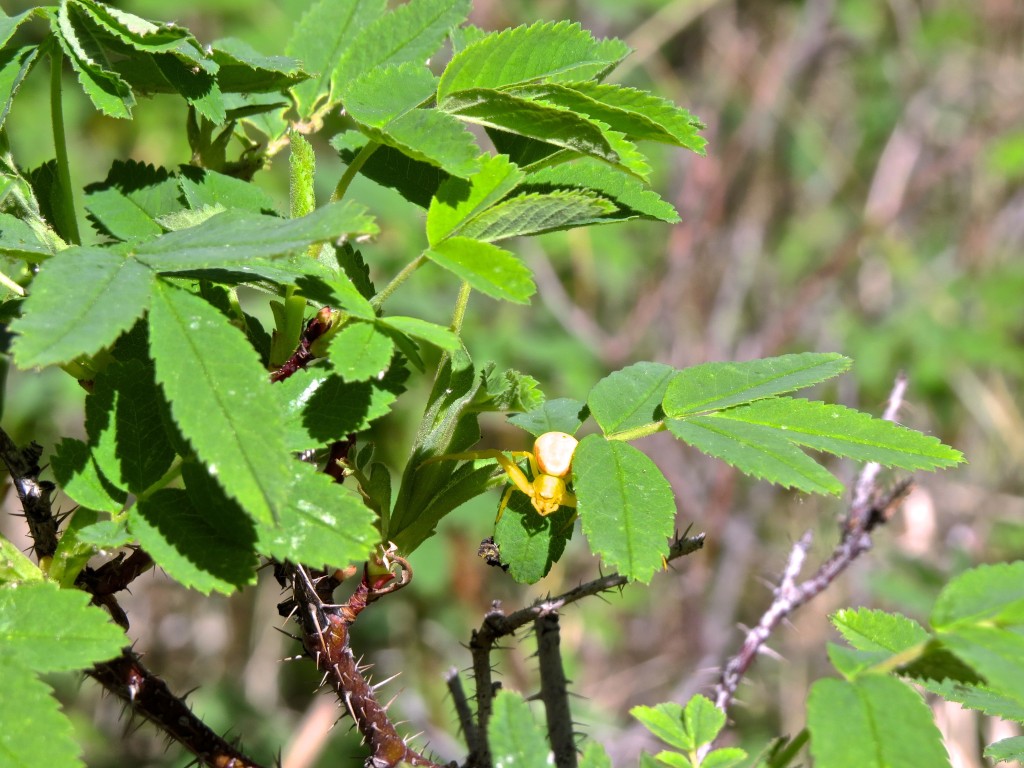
[
  {"x1": 92, "y1": 359, "x2": 176, "y2": 494},
  {"x1": 588, "y1": 361, "x2": 675, "y2": 435},
  {"x1": 148, "y1": 280, "x2": 290, "y2": 525},
  {"x1": 130, "y1": 488, "x2": 256, "y2": 595},
  {"x1": 458, "y1": 189, "x2": 617, "y2": 241},
  {"x1": 832, "y1": 608, "x2": 930, "y2": 653},
  {"x1": 135, "y1": 202, "x2": 378, "y2": 271},
  {"x1": 931, "y1": 562, "x2": 1024, "y2": 629},
  {"x1": 573, "y1": 435, "x2": 674, "y2": 583},
  {"x1": 48, "y1": 508, "x2": 103, "y2": 587},
  {"x1": 488, "y1": 690, "x2": 551, "y2": 768},
  {"x1": 274, "y1": 366, "x2": 404, "y2": 451},
  {"x1": 0, "y1": 538, "x2": 42, "y2": 584},
  {"x1": 333, "y1": 132, "x2": 448, "y2": 208},
  {"x1": 177, "y1": 167, "x2": 277, "y2": 214},
  {"x1": 0, "y1": 44, "x2": 39, "y2": 132},
  {"x1": 0, "y1": 661, "x2": 82, "y2": 768},
  {"x1": 984, "y1": 736, "x2": 1024, "y2": 763},
  {"x1": 257, "y1": 462, "x2": 378, "y2": 568},
  {"x1": 651, "y1": 752, "x2": 690, "y2": 768},
  {"x1": 441, "y1": 89, "x2": 625, "y2": 169},
  {"x1": 10, "y1": 247, "x2": 152, "y2": 368},
  {"x1": 807, "y1": 676, "x2": 952, "y2": 768},
  {"x1": 0, "y1": 581, "x2": 125, "y2": 671},
  {"x1": 55, "y1": 3, "x2": 135, "y2": 118},
  {"x1": 327, "y1": 321, "x2": 395, "y2": 381},
  {"x1": 702, "y1": 748, "x2": 748, "y2": 768},
  {"x1": 918, "y1": 678, "x2": 1024, "y2": 722},
  {"x1": 685, "y1": 694, "x2": 727, "y2": 748},
  {"x1": 209, "y1": 37, "x2": 307, "y2": 93},
  {"x1": 708, "y1": 397, "x2": 965, "y2": 470},
  {"x1": 663, "y1": 353, "x2": 852, "y2": 417},
  {"x1": 507, "y1": 398, "x2": 587, "y2": 437},
  {"x1": 426, "y1": 236, "x2": 535, "y2": 303},
  {"x1": 50, "y1": 438, "x2": 126, "y2": 514},
  {"x1": 494, "y1": 490, "x2": 574, "y2": 584},
  {"x1": 294, "y1": 272, "x2": 376, "y2": 321},
  {"x1": 335, "y1": 0, "x2": 470, "y2": 88},
  {"x1": 515, "y1": 81, "x2": 706, "y2": 153},
  {"x1": 427, "y1": 154, "x2": 524, "y2": 245},
  {"x1": 526, "y1": 159, "x2": 678, "y2": 222},
  {"x1": 665, "y1": 416, "x2": 843, "y2": 495},
  {"x1": 580, "y1": 741, "x2": 613, "y2": 768},
  {"x1": 343, "y1": 61, "x2": 436, "y2": 124},
  {"x1": 378, "y1": 316, "x2": 461, "y2": 351},
  {"x1": 342, "y1": 62, "x2": 481, "y2": 177},
  {"x1": 0, "y1": 212, "x2": 54, "y2": 261},
  {"x1": 287, "y1": 0, "x2": 386, "y2": 118},
  {"x1": 632, "y1": 702, "x2": 691, "y2": 751},
  {"x1": 438, "y1": 21, "x2": 629, "y2": 100},
  {"x1": 937, "y1": 625, "x2": 1024, "y2": 709}
]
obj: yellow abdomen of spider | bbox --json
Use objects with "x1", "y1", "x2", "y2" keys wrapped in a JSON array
[{"x1": 425, "y1": 431, "x2": 579, "y2": 520}]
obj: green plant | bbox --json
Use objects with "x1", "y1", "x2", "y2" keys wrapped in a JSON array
[{"x1": 0, "y1": 2, "x2": 1000, "y2": 767}]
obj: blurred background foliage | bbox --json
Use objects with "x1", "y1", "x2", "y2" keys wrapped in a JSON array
[{"x1": 2, "y1": 0, "x2": 1022, "y2": 766}]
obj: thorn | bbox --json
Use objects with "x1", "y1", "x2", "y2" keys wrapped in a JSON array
[
  {"x1": 382, "y1": 692, "x2": 400, "y2": 711},
  {"x1": 372, "y1": 672, "x2": 402, "y2": 691},
  {"x1": 343, "y1": 692, "x2": 358, "y2": 721}
]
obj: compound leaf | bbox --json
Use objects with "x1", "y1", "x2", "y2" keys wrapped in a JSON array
[
  {"x1": 427, "y1": 154, "x2": 524, "y2": 245},
  {"x1": 573, "y1": 435, "x2": 674, "y2": 583},
  {"x1": 10, "y1": 247, "x2": 152, "y2": 368}
]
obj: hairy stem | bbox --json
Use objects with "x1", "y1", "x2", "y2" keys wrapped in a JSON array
[{"x1": 371, "y1": 253, "x2": 427, "y2": 311}]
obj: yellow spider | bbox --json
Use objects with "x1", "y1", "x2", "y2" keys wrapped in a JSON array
[{"x1": 426, "y1": 431, "x2": 579, "y2": 522}]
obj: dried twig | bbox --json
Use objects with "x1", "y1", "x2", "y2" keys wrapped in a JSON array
[
  {"x1": 705, "y1": 374, "x2": 915, "y2": 756},
  {"x1": 535, "y1": 613, "x2": 577, "y2": 768}
]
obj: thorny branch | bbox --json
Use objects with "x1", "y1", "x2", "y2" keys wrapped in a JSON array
[
  {"x1": 460, "y1": 532, "x2": 705, "y2": 768},
  {"x1": 706, "y1": 374, "x2": 915, "y2": 755},
  {"x1": 282, "y1": 560, "x2": 444, "y2": 768}
]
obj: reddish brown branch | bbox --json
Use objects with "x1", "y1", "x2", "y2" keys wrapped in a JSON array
[
  {"x1": 287, "y1": 562, "x2": 439, "y2": 768},
  {"x1": 269, "y1": 306, "x2": 335, "y2": 382}
]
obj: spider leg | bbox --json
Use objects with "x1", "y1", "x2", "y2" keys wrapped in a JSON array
[
  {"x1": 494, "y1": 484, "x2": 516, "y2": 525},
  {"x1": 493, "y1": 454, "x2": 535, "y2": 498}
]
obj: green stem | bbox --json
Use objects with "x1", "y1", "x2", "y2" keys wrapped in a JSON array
[
  {"x1": 137, "y1": 458, "x2": 184, "y2": 502},
  {"x1": 0, "y1": 268, "x2": 25, "y2": 296},
  {"x1": 49, "y1": 48, "x2": 81, "y2": 245},
  {"x1": 605, "y1": 421, "x2": 667, "y2": 442},
  {"x1": 450, "y1": 281, "x2": 471, "y2": 334},
  {"x1": 332, "y1": 140, "x2": 379, "y2": 202},
  {"x1": 866, "y1": 641, "x2": 928, "y2": 675},
  {"x1": 371, "y1": 253, "x2": 427, "y2": 311}
]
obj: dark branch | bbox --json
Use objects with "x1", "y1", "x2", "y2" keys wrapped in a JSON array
[
  {"x1": 0, "y1": 426, "x2": 58, "y2": 559},
  {"x1": 88, "y1": 649, "x2": 268, "y2": 768},
  {"x1": 535, "y1": 613, "x2": 577, "y2": 768}
]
